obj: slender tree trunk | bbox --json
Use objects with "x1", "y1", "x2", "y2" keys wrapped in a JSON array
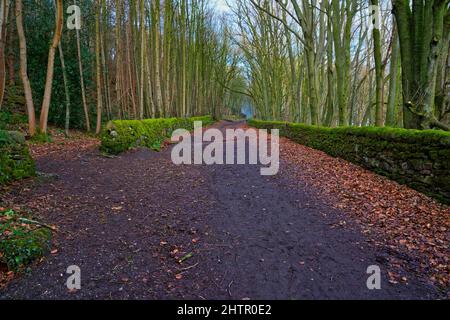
[
  {"x1": 52, "y1": 0, "x2": 70, "y2": 136},
  {"x1": 145, "y1": 41, "x2": 155, "y2": 118},
  {"x1": 39, "y1": 0, "x2": 63, "y2": 134},
  {"x1": 115, "y1": 0, "x2": 124, "y2": 119},
  {"x1": 180, "y1": 0, "x2": 187, "y2": 117},
  {"x1": 100, "y1": 0, "x2": 111, "y2": 120},
  {"x1": 0, "y1": 0, "x2": 10, "y2": 109},
  {"x1": 15, "y1": 0, "x2": 35, "y2": 136},
  {"x1": 153, "y1": 0, "x2": 163, "y2": 118},
  {"x1": 305, "y1": 47, "x2": 318, "y2": 125},
  {"x1": 163, "y1": 0, "x2": 172, "y2": 116},
  {"x1": 58, "y1": 42, "x2": 70, "y2": 136},
  {"x1": 125, "y1": 16, "x2": 137, "y2": 118},
  {"x1": 6, "y1": 12, "x2": 13, "y2": 86},
  {"x1": 74, "y1": 0, "x2": 90, "y2": 131},
  {"x1": 138, "y1": 0, "x2": 145, "y2": 119},
  {"x1": 324, "y1": 9, "x2": 335, "y2": 127},
  {"x1": 371, "y1": 0, "x2": 384, "y2": 126},
  {"x1": 386, "y1": 24, "x2": 400, "y2": 127},
  {"x1": 95, "y1": 0, "x2": 103, "y2": 134}
]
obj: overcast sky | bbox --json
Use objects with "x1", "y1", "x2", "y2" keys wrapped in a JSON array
[{"x1": 214, "y1": 0, "x2": 233, "y2": 13}]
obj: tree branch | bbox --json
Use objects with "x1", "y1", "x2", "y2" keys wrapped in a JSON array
[{"x1": 249, "y1": 0, "x2": 307, "y2": 48}]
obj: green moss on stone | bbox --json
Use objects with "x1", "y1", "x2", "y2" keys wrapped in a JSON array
[
  {"x1": 249, "y1": 119, "x2": 450, "y2": 205},
  {"x1": 100, "y1": 116, "x2": 215, "y2": 155},
  {"x1": 0, "y1": 130, "x2": 36, "y2": 185}
]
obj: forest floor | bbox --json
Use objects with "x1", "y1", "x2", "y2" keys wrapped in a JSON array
[{"x1": 0, "y1": 121, "x2": 448, "y2": 300}]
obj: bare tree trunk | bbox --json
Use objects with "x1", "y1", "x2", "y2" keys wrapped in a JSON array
[
  {"x1": 115, "y1": 0, "x2": 122, "y2": 119},
  {"x1": 51, "y1": 0, "x2": 70, "y2": 136},
  {"x1": 95, "y1": 0, "x2": 103, "y2": 134},
  {"x1": 163, "y1": 0, "x2": 172, "y2": 116},
  {"x1": 74, "y1": 0, "x2": 90, "y2": 131},
  {"x1": 125, "y1": 16, "x2": 137, "y2": 118},
  {"x1": 371, "y1": 0, "x2": 384, "y2": 126},
  {"x1": 386, "y1": 23, "x2": 400, "y2": 127},
  {"x1": 15, "y1": 0, "x2": 35, "y2": 136},
  {"x1": 0, "y1": 0, "x2": 10, "y2": 109},
  {"x1": 180, "y1": 0, "x2": 187, "y2": 117},
  {"x1": 324, "y1": 6, "x2": 335, "y2": 127},
  {"x1": 138, "y1": 0, "x2": 145, "y2": 119},
  {"x1": 58, "y1": 42, "x2": 70, "y2": 136},
  {"x1": 6, "y1": 12, "x2": 13, "y2": 86},
  {"x1": 153, "y1": 0, "x2": 163, "y2": 118},
  {"x1": 39, "y1": 0, "x2": 63, "y2": 134},
  {"x1": 100, "y1": 0, "x2": 111, "y2": 121},
  {"x1": 145, "y1": 42, "x2": 155, "y2": 118}
]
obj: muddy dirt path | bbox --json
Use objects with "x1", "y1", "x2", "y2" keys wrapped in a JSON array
[{"x1": 0, "y1": 121, "x2": 443, "y2": 299}]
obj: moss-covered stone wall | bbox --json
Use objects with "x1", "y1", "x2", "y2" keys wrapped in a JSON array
[
  {"x1": 101, "y1": 116, "x2": 215, "y2": 154},
  {"x1": 0, "y1": 130, "x2": 35, "y2": 185},
  {"x1": 249, "y1": 120, "x2": 450, "y2": 204}
]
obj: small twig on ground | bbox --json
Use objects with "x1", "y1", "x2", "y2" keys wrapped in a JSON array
[
  {"x1": 19, "y1": 218, "x2": 57, "y2": 232},
  {"x1": 99, "y1": 153, "x2": 117, "y2": 159},
  {"x1": 227, "y1": 280, "x2": 234, "y2": 297},
  {"x1": 177, "y1": 262, "x2": 199, "y2": 273},
  {"x1": 254, "y1": 244, "x2": 274, "y2": 252}
]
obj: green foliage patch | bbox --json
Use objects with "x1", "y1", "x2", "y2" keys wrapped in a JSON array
[
  {"x1": 0, "y1": 208, "x2": 52, "y2": 272},
  {"x1": 29, "y1": 132, "x2": 52, "y2": 144},
  {"x1": 0, "y1": 130, "x2": 36, "y2": 185},
  {"x1": 249, "y1": 120, "x2": 450, "y2": 204},
  {"x1": 100, "y1": 116, "x2": 215, "y2": 154},
  {"x1": 0, "y1": 111, "x2": 28, "y2": 131}
]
